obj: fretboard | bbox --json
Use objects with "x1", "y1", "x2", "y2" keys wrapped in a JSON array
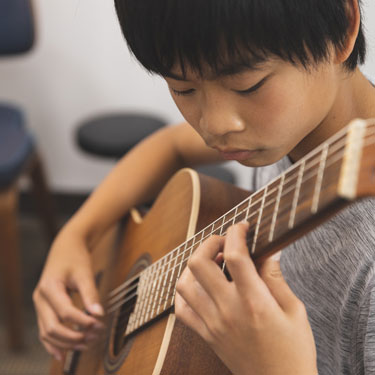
[{"x1": 112, "y1": 119, "x2": 374, "y2": 336}]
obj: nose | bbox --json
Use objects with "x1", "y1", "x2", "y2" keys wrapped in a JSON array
[{"x1": 199, "y1": 97, "x2": 245, "y2": 140}]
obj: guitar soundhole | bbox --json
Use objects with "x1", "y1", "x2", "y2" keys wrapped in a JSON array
[{"x1": 104, "y1": 254, "x2": 151, "y2": 374}]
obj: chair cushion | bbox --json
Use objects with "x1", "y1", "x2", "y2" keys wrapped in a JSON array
[
  {"x1": 0, "y1": 0, "x2": 34, "y2": 55},
  {"x1": 76, "y1": 113, "x2": 166, "y2": 158},
  {"x1": 0, "y1": 104, "x2": 34, "y2": 188}
]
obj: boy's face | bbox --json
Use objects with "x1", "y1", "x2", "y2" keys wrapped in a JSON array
[{"x1": 164, "y1": 56, "x2": 340, "y2": 166}]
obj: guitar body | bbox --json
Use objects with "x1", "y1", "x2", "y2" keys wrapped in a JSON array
[{"x1": 50, "y1": 168, "x2": 250, "y2": 375}]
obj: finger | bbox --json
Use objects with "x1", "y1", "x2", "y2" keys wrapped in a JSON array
[
  {"x1": 223, "y1": 223, "x2": 265, "y2": 296},
  {"x1": 258, "y1": 255, "x2": 301, "y2": 313},
  {"x1": 39, "y1": 280, "x2": 100, "y2": 329},
  {"x1": 186, "y1": 235, "x2": 229, "y2": 305},
  {"x1": 35, "y1": 298, "x2": 86, "y2": 346},
  {"x1": 175, "y1": 291, "x2": 212, "y2": 343},
  {"x1": 43, "y1": 340, "x2": 64, "y2": 362},
  {"x1": 176, "y1": 266, "x2": 218, "y2": 325},
  {"x1": 214, "y1": 252, "x2": 224, "y2": 265},
  {"x1": 73, "y1": 271, "x2": 104, "y2": 318}
]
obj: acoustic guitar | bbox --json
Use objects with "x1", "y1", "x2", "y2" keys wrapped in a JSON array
[{"x1": 50, "y1": 118, "x2": 375, "y2": 375}]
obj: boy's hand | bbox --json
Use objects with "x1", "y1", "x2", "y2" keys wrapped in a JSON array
[
  {"x1": 33, "y1": 230, "x2": 105, "y2": 361},
  {"x1": 175, "y1": 222, "x2": 318, "y2": 375}
]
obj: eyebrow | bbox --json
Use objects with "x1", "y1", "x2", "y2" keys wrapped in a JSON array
[{"x1": 165, "y1": 61, "x2": 267, "y2": 82}]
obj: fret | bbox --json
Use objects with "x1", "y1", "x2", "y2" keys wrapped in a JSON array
[
  {"x1": 141, "y1": 261, "x2": 161, "y2": 325},
  {"x1": 126, "y1": 268, "x2": 150, "y2": 334},
  {"x1": 251, "y1": 186, "x2": 268, "y2": 254},
  {"x1": 245, "y1": 195, "x2": 252, "y2": 221},
  {"x1": 269, "y1": 174, "x2": 284, "y2": 242},
  {"x1": 232, "y1": 206, "x2": 238, "y2": 225},
  {"x1": 170, "y1": 243, "x2": 188, "y2": 305},
  {"x1": 195, "y1": 229, "x2": 205, "y2": 245},
  {"x1": 219, "y1": 215, "x2": 226, "y2": 235},
  {"x1": 150, "y1": 256, "x2": 167, "y2": 320},
  {"x1": 311, "y1": 144, "x2": 329, "y2": 213},
  {"x1": 212, "y1": 217, "x2": 223, "y2": 235},
  {"x1": 254, "y1": 179, "x2": 281, "y2": 247},
  {"x1": 163, "y1": 247, "x2": 180, "y2": 310},
  {"x1": 202, "y1": 225, "x2": 213, "y2": 242},
  {"x1": 235, "y1": 199, "x2": 250, "y2": 223},
  {"x1": 221, "y1": 213, "x2": 234, "y2": 235},
  {"x1": 288, "y1": 160, "x2": 305, "y2": 229},
  {"x1": 176, "y1": 242, "x2": 188, "y2": 280},
  {"x1": 156, "y1": 251, "x2": 173, "y2": 315}
]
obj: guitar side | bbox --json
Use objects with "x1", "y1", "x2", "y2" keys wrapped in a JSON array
[{"x1": 50, "y1": 168, "x2": 250, "y2": 375}]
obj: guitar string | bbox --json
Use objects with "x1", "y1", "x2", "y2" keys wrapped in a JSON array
[
  {"x1": 106, "y1": 151, "x2": 351, "y2": 319},
  {"x1": 112, "y1": 164, "x2": 352, "y2": 332},
  {"x1": 108, "y1": 165, "x2": 344, "y2": 327},
  {"x1": 105, "y1": 125, "x2": 350, "y2": 300},
  {"x1": 105, "y1": 130, "x2": 375, "y2": 312},
  {"x1": 110, "y1": 133, "x2": 375, "y2": 330},
  {"x1": 105, "y1": 130, "x2": 348, "y2": 304},
  {"x1": 106, "y1": 127, "x2": 375, "y2": 312},
  {"x1": 106, "y1": 156, "x2": 340, "y2": 315},
  {"x1": 104, "y1": 132, "x2": 351, "y2": 308}
]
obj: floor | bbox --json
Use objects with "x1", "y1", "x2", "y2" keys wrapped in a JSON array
[
  {"x1": 0, "y1": 194, "x2": 86, "y2": 375},
  {"x1": 0, "y1": 214, "x2": 53, "y2": 375}
]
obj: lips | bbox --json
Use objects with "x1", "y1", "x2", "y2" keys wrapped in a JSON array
[{"x1": 218, "y1": 149, "x2": 258, "y2": 161}]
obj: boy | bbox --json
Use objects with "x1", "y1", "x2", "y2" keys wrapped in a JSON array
[{"x1": 33, "y1": 0, "x2": 375, "y2": 373}]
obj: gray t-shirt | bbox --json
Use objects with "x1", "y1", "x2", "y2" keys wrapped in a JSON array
[{"x1": 250, "y1": 157, "x2": 375, "y2": 375}]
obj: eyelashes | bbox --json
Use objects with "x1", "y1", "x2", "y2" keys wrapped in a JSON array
[
  {"x1": 171, "y1": 88, "x2": 196, "y2": 96},
  {"x1": 170, "y1": 77, "x2": 268, "y2": 97},
  {"x1": 236, "y1": 77, "x2": 267, "y2": 95}
]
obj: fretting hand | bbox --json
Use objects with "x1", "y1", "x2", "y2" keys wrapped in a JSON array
[{"x1": 175, "y1": 222, "x2": 317, "y2": 375}]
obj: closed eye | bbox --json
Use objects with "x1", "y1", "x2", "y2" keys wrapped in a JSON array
[
  {"x1": 171, "y1": 88, "x2": 195, "y2": 96},
  {"x1": 236, "y1": 77, "x2": 268, "y2": 95}
]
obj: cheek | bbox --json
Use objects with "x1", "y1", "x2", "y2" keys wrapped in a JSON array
[
  {"x1": 247, "y1": 75, "x2": 332, "y2": 148},
  {"x1": 172, "y1": 96, "x2": 201, "y2": 129},
  {"x1": 246, "y1": 86, "x2": 305, "y2": 144}
]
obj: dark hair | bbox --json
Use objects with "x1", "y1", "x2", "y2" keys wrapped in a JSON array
[{"x1": 114, "y1": 0, "x2": 366, "y2": 77}]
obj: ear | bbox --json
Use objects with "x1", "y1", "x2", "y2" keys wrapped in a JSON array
[{"x1": 334, "y1": 0, "x2": 361, "y2": 64}]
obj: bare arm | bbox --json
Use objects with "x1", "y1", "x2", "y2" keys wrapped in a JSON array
[
  {"x1": 69, "y1": 122, "x2": 222, "y2": 247},
  {"x1": 33, "y1": 122, "x2": 222, "y2": 360}
]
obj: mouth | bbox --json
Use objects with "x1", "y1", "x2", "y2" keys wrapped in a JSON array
[{"x1": 216, "y1": 148, "x2": 259, "y2": 161}]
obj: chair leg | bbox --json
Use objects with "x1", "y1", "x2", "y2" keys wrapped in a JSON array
[
  {"x1": 29, "y1": 153, "x2": 58, "y2": 246},
  {"x1": 0, "y1": 187, "x2": 24, "y2": 350}
]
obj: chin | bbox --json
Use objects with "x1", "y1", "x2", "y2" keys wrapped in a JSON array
[{"x1": 237, "y1": 151, "x2": 284, "y2": 168}]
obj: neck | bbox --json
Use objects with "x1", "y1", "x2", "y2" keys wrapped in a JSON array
[{"x1": 289, "y1": 68, "x2": 375, "y2": 162}]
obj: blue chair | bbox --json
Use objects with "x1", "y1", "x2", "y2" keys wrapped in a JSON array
[{"x1": 0, "y1": 0, "x2": 57, "y2": 350}]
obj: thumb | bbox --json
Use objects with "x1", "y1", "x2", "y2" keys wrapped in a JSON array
[
  {"x1": 258, "y1": 252, "x2": 300, "y2": 313},
  {"x1": 73, "y1": 270, "x2": 104, "y2": 317}
]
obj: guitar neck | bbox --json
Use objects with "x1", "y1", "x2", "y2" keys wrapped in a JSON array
[{"x1": 120, "y1": 118, "x2": 375, "y2": 336}]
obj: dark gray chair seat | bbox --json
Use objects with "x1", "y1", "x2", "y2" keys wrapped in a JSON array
[
  {"x1": 76, "y1": 113, "x2": 166, "y2": 158},
  {"x1": 75, "y1": 112, "x2": 236, "y2": 185}
]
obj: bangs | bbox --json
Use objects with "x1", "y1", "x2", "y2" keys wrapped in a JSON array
[{"x1": 115, "y1": 0, "x2": 366, "y2": 77}]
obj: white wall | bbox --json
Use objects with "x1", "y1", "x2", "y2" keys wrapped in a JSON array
[{"x1": 0, "y1": 0, "x2": 374, "y2": 193}]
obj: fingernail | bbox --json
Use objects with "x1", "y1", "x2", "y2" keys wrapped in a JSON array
[
  {"x1": 54, "y1": 353, "x2": 62, "y2": 362},
  {"x1": 271, "y1": 251, "x2": 281, "y2": 261},
  {"x1": 89, "y1": 303, "x2": 104, "y2": 316}
]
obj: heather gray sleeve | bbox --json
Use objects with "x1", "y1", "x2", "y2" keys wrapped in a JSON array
[
  {"x1": 354, "y1": 276, "x2": 375, "y2": 375},
  {"x1": 364, "y1": 283, "x2": 375, "y2": 374}
]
